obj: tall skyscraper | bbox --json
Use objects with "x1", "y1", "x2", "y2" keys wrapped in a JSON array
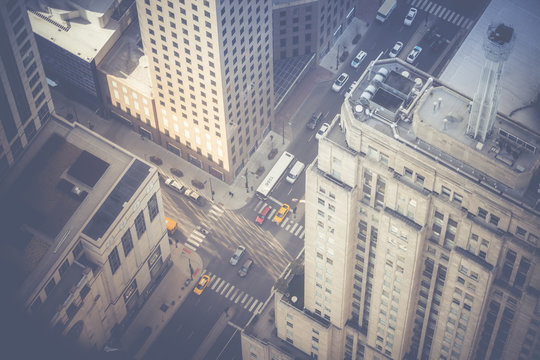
[
  {"x1": 0, "y1": 0, "x2": 52, "y2": 178},
  {"x1": 136, "y1": 0, "x2": 274, "y2": 183},
  {"x1": 243, "y1": 57, "x2": 540, "y2": 359}
]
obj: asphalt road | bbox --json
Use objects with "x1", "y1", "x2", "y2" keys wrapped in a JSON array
[{"x1": 145, "y1": 1, "x2": 489, "y2": 358}]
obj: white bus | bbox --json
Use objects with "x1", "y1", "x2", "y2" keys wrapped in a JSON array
[
  {"x1": 375, "y1": 0, "x2": 397, "y2": 23},
  {"x1": 255, "y1": 151, "x2": 295, "y2": 199}
]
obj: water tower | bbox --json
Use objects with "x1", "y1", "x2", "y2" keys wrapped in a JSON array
[{"x1": 466, "y1": 23, "x2": 515, "y2": 143}]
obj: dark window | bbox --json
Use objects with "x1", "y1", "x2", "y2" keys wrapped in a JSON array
[
  {"x1": 45, "y1": 278, "x2": 56, "y2": 296},
  {"x1": 147, "y1": 194, "x2": 159, "y2": 221},
  {"x1": 59, "y1": 259, "x2": 70, "y2": 276},
  {"x1": 72, "y1": 242, "x2": 83, "y2": 258},
  {"x1": 135, "y1": 211, "x2": 146, "y2": 238},
  {"x1": 108, "y1": 247, "x2": 121, "y2": 274},
  {"x1": 121, "y1": 230, "x2": 134, "y2": 256}
]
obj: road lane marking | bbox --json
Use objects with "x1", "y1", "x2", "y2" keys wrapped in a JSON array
[
  {"x1": 249, "y1": 299, "x2": 259, "y2": 312},
  {"x1": 220, "y1": 283, "x2": 230, "y2": 295},
  {"x1": 211, "y1": 277, "x2": 221, "y2": 290},
  {"x1": 255, "y1": 302, "x2": 264, "y2": 314},
  {"x1": 225, "y1": 285, "x2": 235, "y2": 298}
]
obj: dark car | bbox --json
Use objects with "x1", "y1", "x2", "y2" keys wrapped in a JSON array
[{"x1": 306, "y1": 112, "x2": 323, "y2": 130}]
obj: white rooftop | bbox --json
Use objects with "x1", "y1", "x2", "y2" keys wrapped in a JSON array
[
  {"x1": 26, "y1": 0, "x2": 120, "y2": 62},
  {"x1": 440, "y1": 0, "x2": 540, "y2": 132}
]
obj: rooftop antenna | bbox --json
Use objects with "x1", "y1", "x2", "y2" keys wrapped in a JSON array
[{"x1": 467, "y1": 23, "x2": 515, "y2": 143}]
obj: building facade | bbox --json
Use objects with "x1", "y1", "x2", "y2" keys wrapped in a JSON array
[
  {"x1": 136, "y1": 0, "x2": 274, "y2": 183},
  {"x1": 272, "y1": 0, "x2": 357, "y2": 62},
  {"x1": 0, "y1": 0, "x2": 52, "y2": 178},
  {"x1": 244, "y1": 58, "x2": 540, "y2": 360},
  {"x1": 0, "y1": 116, "x2": 171, "y2": 350}
]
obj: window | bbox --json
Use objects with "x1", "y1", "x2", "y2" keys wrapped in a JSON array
[
  {"x1": 441, "y1": 186, "x2": 451, "y2": 199},
  {"x1": 489, "y1": 214, "x2": 500, "y2": 227},
  {"x1": 109, "y1": 247, "x2": 121, "y2": 274},
  {"x1": 415, "y1": 174, "x2": 425, "y2": 187},
  {"x1": 453, "y1": 193, "x2": 463, "y2": 204},
  {"x1": 135, "y1": 211, "x2": 146, "y2": 238},
  {"x1": 478, "y1": 207, "x2": 488, "y2": 220},
  {"x1": 59, "y1": 259, "x2": 69, "y2": 276},
  {"x1": 73, "y1": 242, "x2": 83, "y2": 258},
  {"x1": 122, "y1": 230, "x2": 134, "y2": 256},
  {"x1": 404, "y1": 167, "x2": 413, "y2": 179},
  {"x1": 45, "y1": 278, "x2": 56, "y2": 296},
  {"x1": 147, "y1": 194, "x2": 159, "y2": 221}
]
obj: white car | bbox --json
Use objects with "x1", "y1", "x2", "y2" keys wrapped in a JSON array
[
  {"x1": 404, "y1": 8, "x2": 417, "y2": 26},
  {"x1": 164, "y1": 178, "x2": 185, "y2": 194},
  {"x1": 332, "y1": 73, "x2": 349, "y2": 92},
  {"x1": 350, "y1": 50, "x2": 367, "y2": 69},
  {"x1": 407, "y1": 46, "x2": 422, "y2": 63},
  {"x1": 230, "y1": 245, "x2": 246, "y2": 266},
  {"x1": 389, "y1": 41, "x2": 403, "y2": 58},
  {"x1": 315, "y1": 123, "x2": 330, "y2": 140}
]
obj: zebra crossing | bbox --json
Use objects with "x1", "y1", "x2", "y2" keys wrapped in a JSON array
[
  {"x1": 408, "y1": 0, "x2": 474, "y2": 29},
  {"x1": 208, "y1": 203, "x2": 225, "y2": 221},
  {"x1": 203, "y1": 270, "x2": 265, "y2": 314},
  {"x1": 253, "y1": 200, "x2": 305, "y2": 239},
  {"x1": 184, "y1": 225, "x2": 209, "y2": 251}
]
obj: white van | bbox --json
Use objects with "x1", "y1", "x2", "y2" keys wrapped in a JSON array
[{"x1": 286, "y1": 161, "x2": 305, "y2": 184}]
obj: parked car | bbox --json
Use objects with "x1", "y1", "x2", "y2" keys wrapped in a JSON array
[
  {"x1": 350, "y1": 50, "x2": 367, "y2": 69},
  {"x1": 183, "y1": 187, "x2": 204, "y2": 206},
  {"x1": 255, "y1": 205, "x2": 271, "y2": 225},
  {"x1": 238, "y1": 259, "x2": 253, "y2": 278},
  {"x1": 306, "y1": 112, "x2": 323, "y2": 130},
  {"x1": 230, "y1": 245, "x2": 246, "y2": 265},
  {"x1": 193, "y1": 275, "x2": 210, "y2": 295},
  {"x1": 273, "y1": 203, "x2": 290, "y2": 224},
  {"x1": 165, "y1": 178, "x2": 185, "y2": 194},
  {"x1": 389, "y1": 41, "x2": 403, "y2": 58},
  {"x1": 332, "y1": 73, "x2": 349, "y2": 92},
  {"x1": 404, "y1": 7, "x2": 417, "y2": 26},
  {"x1": 407, "y1": 46, "x2": 422, "y2": 63},
  {"x1": 315, "y1": 123, "x2": 330, "y2": 140}
]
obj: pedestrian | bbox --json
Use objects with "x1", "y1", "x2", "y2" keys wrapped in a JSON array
[{"x1": 231, "y1": 192, "x2": 234, "y2": 197}]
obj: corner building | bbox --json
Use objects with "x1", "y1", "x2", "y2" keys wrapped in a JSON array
[
  {"x1": 136, "y1": 0, "x2": 274, "y2": 183},
  {"x1": 270, "y1": 59, "x2": 540, "y2": 360}
]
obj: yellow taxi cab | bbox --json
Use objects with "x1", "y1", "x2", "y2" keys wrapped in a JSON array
[
  {"x1": 193, "y1": 275, "x2": 210, "y2": 295},
  {"x1": 273, "y1": 203, "x2": 290, "y2": 224}
]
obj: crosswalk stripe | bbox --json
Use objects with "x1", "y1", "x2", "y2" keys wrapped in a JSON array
[
  {"x1": 429, "y1": 4, "x2": 437, "y2": 14},
  {"x1": 189, "y1": 235, "x2": 204, "y2": 245},
  {"x1": 433, "y1": 5, "x2": 442, "y2": 16},
  {"x1": 420, "y1": 0, "x2": 429, "y2": 7},
  {"x1": 456, "y1": 16, "x2": 464, "y2": 26},
  {"x1": 225, "y1": 285, "x2": 235, "y2": 298},
  {"x1": 280, "y1": 218, "x2": 288, "y2": 228},
  {"x1": 411, "y1": 0, "x2": 420, "y2": 7},
  {"x1": 290, "y1": 223, "x2": 299, "y2": 233},
  {"x1": 241, "y1": 293, "x2": 249, "y2": 304},
  {"x1": 211, "y1": 277, "x2": 221, "y2": 290},
  {"x1": 446, "y1": 12, "x2": 455, "y2": 23},
  {"x1": 269, "y1": 209, "x2": 277, "y2": 218},
  {"x1": 255, "y1": 302, "x2": 264, "y2": 314},
  {"x1": 216, "y1": 280, "x2": 226, "y2": 293},
  {"x1": 184, "y1": 243, "x2": 197, "y2": 251},
  {"x1": 220, "y1": 283, "x2": 230, "y2": 295},
  {"x1": 230, "y1": 288, "x2": 240, "y2": 301},
  {"x1": 209, "y1": 273, "x2": 216, "y2": 282},
  {"x1": 465, "y1": 19, "x2": 473, "y2": 29},
  {"x1": 244, "y1": 297, "x2": 253, "y2": 309},
  {"x1": 255, "y1": 201, "x2": 266, "y2": 213},
  {"x1": 453, "y1": 14, "x2": 462, "y2": 24},
  {"x1": 424, "y1": 2, "x2": 433, "y2": 12},
  {"x1": 187, "y1": 239, "x2": 201, "y2": 249},
  {"x1": 294, "y1": 225, "x2": 303, "y2": 236},
  {"x1": 286, "y1": 223, "x2": 291, "y2": 231},
  {"x1": 441, "y1": 9, "x2": 449, "y2": 20},
  {"x1": 249, "y1": 299, "x2": 259, "y2": 312},
  {"x1": 234, "y1": 291, "x2": 243, "y2": 303},
  {"x1": 299, "y1": 230, "x2": 305, "y2": 239}
]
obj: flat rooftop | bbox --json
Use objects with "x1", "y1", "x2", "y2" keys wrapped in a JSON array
[
  {"x1": 98, "y1": 21, "x2": 153, "y2": 96},
  {"x1": 440, "y1": 0, "x2": 540, "y2": 132},
  {"x1": 341, "y1": 59, "x2": 540, "y2": 211},
  {"x1": 26, "y1": 0, "x2": 122, "y2": 62},
  {"x1": 0, "y1": 116, "x2": 143, "y2": 300}
]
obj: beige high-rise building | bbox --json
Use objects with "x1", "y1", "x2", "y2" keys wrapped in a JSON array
[
  {"x1": 136, "y1": 0, "x2": 274, "y2": 183},
  {"x1": 0, "y1": 0, "x2": 52, "y2": 179},
  {"x1": 242, "y1": 57, "x2": 540, "y2": 359}
]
